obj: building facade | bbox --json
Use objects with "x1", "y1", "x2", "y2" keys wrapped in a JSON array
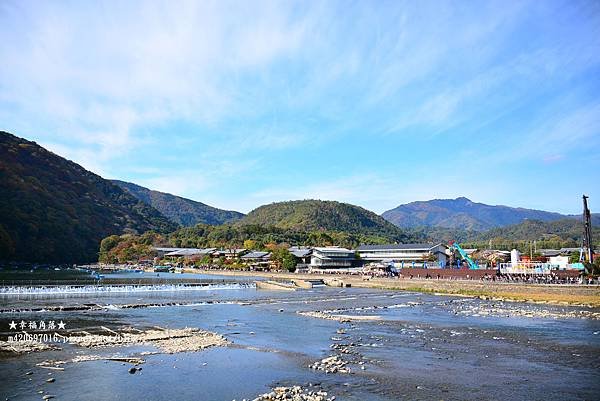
[
  {"x1": 310, "y1": 247, "x2": 356, "y2": 271},
  {"x1": 356, "y1": 243, "x2": 448, "y2": 267}
]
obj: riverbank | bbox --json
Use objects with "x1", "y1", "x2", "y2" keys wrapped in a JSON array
[
  {"x1": 1, "y1": 271, "x2": 598, "y2": 401},
  {"x1": 191, "y1": 269, "x2": 600, "y2": 307}
]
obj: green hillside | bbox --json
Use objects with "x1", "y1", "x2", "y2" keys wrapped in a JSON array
[
  {"x1": 472, "y1": 217, "x2": 600, "y2": 246},
  {"x1": 112, "y1": 180, "x2": 244, "y2": 226},
  {"x1": 411, "y1": 216, "x2": 600, "y2": 250},
  {"x1": 238, "y1": 200, "x2": 408, "y2": 241},
  {"x1": 0, "y1": 131, "x2": 177, "y2": 263},
  {"x1": 99, "y1": 201, "x2": 418, "y2": 263}
]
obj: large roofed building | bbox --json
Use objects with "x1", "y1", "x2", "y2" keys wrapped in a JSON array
[
  {"x1": 154, "y1": 247, "x2": 183, "y2": 258},
  {"x1": 356, "y1": 243, "x2": 448, "y2": 267},
  {"x1": 164, "y1": 248, "x2": 216, "y2": 257},
  {"x1": 310, "y1": 247, "x2": 357, "y2": 271}
]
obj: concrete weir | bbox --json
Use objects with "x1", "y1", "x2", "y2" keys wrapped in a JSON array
[
  {"x1": 255, "y1": 280, "x2": 297, "y2": 291},
  {"x1": 255, "y1": 278, "x2": 329, "y2": 290},
  {"x1": 292, "y1": 279, "x2": 326, "y2": 288},
  {"x1": 323, "y1": 278, "x2": 352, "y2": 288}
]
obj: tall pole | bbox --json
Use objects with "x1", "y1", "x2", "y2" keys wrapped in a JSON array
[{"x1": 582, "y1": 195, "x2": 593, "y2": 264}]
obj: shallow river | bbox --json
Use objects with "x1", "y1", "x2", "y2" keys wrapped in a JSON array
[{"x1": 0, "y1": 272, "x2": 598, "y2": 401}]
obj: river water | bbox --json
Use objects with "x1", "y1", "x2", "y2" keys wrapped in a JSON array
[{"x1": 0, "y1": 271, "x2": 598, "y2": 401}]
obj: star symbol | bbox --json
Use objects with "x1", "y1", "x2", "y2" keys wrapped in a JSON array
[
  {"x1": 9, "y1": 321, "x2": 17, "y2": 330},
  {"x1": 57, "y1": 321, "x2": 66, "y2": 330}
]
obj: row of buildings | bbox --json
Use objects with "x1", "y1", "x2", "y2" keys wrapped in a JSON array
[{"x1": 154, "y1": 243, "x2": 450, "y2": 272}]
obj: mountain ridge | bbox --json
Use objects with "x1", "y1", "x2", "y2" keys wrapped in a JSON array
[
  {"x1": 112, "y1": 180, "x2": 244, "y2": 227},
  {"x1": 382, "y1": 197, "x2": 567, "y2": 231},
  {"x1": 238, "y1": 199, "x2": 409, "y2": 241},
  {"x1": 0, "y1": 131, "x2": 177, "y2": 263}
]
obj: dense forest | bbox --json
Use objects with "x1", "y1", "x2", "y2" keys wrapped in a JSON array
[
  {"x1": 0, "y1": 132, "x2": 177, "y2": 263},
  {"x1": 408, "y1": 217, "x2": 600, "y2": 252},
  {"x1": 98, "y1": 223, "x2": 416, "y2": 264},
  {"x1": 2, "y1": 131, "x2": 596, "y2": 265},
  {"x1": 238, "y1": 200, "x2": 408, "y2": 240},
  {"x1": 99, "y1": 214, "x2": 600, "y2": 264},
  {"x1": 112, "y1": 180, "x2": 244, "y2": 226},
  {"x1": 101, "y1": 199, "x2": 416, "y2": 263},
  {"x1": 99, "y1": 202, "x2": 600, "y2": 264},
  {"x1": 98, "y1": 213, "x2": 600, "y2": 265},
  {"x1": 461, "y1": 217, "x2": 600, "y2": 251}
]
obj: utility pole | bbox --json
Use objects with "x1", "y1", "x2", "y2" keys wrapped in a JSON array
[
  {"x1": 581, "y1": 195, "x2": 594, "y2": 265},
  {"x1": 530, "y1": 241, "x2": 533, "y2": 260}
]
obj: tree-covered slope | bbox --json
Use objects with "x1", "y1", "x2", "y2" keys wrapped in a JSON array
[
  {"x1": 238, "y1": 200, "x2": 408, "y2": 241},
  {"x1": 0, "y1": 131, "x2": 177, "y2": 263},
  {"x1": 382, "y1": 197, "x2": 566, "y2": 231},
  {"x1": 472, "y1": 216, "x2": 600, "y2": 245},
  {"x1": 112, "y1": 180, "x2": 244, "y2": 226}
]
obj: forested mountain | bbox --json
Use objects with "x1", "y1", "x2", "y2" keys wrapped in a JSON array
[
  {"x1": 409, "y1": 215, "x2": 600, "y2": 250},
  {"x1": 112, "y1": 180, "x2": 244, "y2": 226},
  {"x1": 238, "y1": 200, "x2": 408, "y2": 241},
  {"x1": 99, "y1": 200, "x2": 421, "y2": 263},
  {"x1": 382, "y1": 197, "x2": 566, "y2": 231},
  {"x1": 0, "y1": 131, "x2": 177, "y2": 263},
  {"x1": 472, "y1": 217, "x2": 600, "y2": 245}
]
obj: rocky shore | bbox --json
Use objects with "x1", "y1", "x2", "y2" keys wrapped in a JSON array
[
  {"x1": 0, "y1": 340, "x2": 59, "y2": 354},
  {"x1": 448, "y1": 301, "x2": 600, "y2": 320},
  {"x1": 68, "y1": 327, "x2": 228, "y2": 353},
  {"x1": 0, "y1": 327, "x2": 228, "y2": 355}
]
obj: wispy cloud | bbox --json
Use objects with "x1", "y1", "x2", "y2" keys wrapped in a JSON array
[
  {"x1": 0, "y1": 0, "x2": 311, "y2": 170},
  {"x1": 1, "y1": 0, "x2": 598, "y2": 214}
]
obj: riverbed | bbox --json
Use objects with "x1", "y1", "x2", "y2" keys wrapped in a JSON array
[{"x1": 0, "y1": 271, "x2": 598, "y2": 400}]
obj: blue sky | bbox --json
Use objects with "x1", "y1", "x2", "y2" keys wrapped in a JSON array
[{"x1": 1, "y1": 0, "x2": 599, "y2": 214}]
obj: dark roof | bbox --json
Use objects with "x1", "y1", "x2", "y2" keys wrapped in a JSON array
[
  {"x1": 538, "y1": 249, "x2": 562, "y2": 257},
  {"x1": 356, "y1": 243, "x2": 440, "y2": 251},
  {"x1": 241, "y1": 251, "x2": 270, "y2": 259},
  {"x1": 559, "y1": 247, "x2": 580, "y2": 253}
]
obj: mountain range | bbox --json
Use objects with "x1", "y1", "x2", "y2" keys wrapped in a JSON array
[
  {"x1": 112, "y1": 180, "x2": 244, "y2": 226},
  {"x1": 382, "y1": 197, "x2": 567, "y2": 231},
  {"x1": 0, "y1": 130, "x2": 595, "y2": 263}
]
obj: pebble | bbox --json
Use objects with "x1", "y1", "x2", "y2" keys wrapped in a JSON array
[
  {"x1": 309, "y1": 355, "x2": 349, "y2": 374},
  {"x1": 249, "y1": 386, "x2": 336, "y2": 401},
  {"x1": 45, "y1": 378, "x2": 55, "y2": 383}
]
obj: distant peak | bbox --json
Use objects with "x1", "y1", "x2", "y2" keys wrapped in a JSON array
[{"x1": 455, "y1": 197, "x2": 472, "y2": 203}]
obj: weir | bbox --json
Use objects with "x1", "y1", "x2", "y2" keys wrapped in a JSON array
[{"x1": 0, "y1": 282, "x2": 255, "y2": 296}]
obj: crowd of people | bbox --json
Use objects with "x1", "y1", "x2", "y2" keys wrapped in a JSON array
[{"x1": 480, "y1": 273, "x2": 595, "y2": 285}]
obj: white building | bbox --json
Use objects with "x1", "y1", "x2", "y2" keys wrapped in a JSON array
[
  {"x1": 548, "y1": 255, "x2": 569, "y2": 270},
  {"x1": 356, "y1": 243, "x2": 448, "y2": 267},
  {"x1": 310, "y1": 247, "x2": 356, "y2": 271}
]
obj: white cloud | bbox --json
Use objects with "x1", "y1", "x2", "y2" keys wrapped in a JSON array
[{"x1": 0, "y1": 0, "x2": 312, "y2": 173}]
